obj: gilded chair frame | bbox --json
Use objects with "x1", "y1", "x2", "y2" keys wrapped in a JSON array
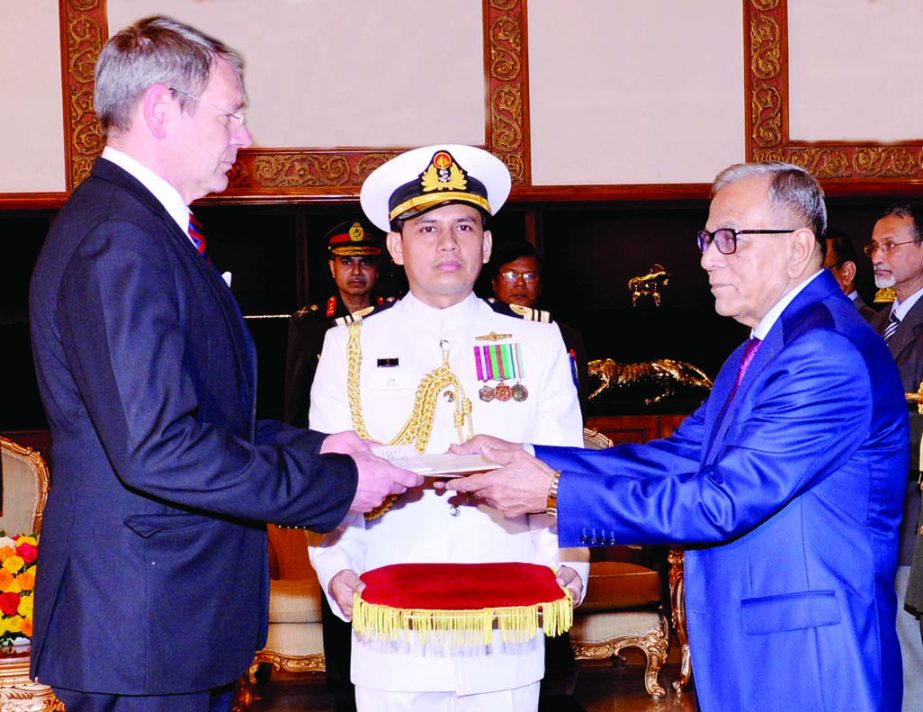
[{"x1": 0, "y1": 436, "x2": 51, "y2": 536}]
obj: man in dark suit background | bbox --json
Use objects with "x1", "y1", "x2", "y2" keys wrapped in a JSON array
[
  {"x1": 28, "y1": 16, "x2": 419, "y2": 712},
  {"x1": 867, "y1": 203, "x2": 923, "y2": 711},
  {"x1": 447, "y1": 162, "x2": 907, "y2": 711},
  {"x1": 824, "y1": 228, "x2": 876, "y2": 321}
]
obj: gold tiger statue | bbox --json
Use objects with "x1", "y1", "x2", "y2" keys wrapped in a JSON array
[{"x1": 588, "y1": 357, "x2": 713, "y2": 405}]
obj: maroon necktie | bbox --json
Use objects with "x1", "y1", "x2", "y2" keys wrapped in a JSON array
[
  {"x1": 729, "y1": 337, "x2": 762, "y2": 403},
  {"x1": 188, "y1": 213, "x2": 207, "y2": 257}
]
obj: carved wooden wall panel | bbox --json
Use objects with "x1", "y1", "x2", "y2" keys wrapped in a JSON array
[
  {"x1": 59, "y1": 0, "x2": 530, "y2": 196},
  {"x1": 745, "y1": 0, "x2": 923, "y2": 184}
]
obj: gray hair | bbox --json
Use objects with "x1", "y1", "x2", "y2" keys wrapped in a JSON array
[
  {"x1": 712, "y1": 161, "x2": 828, "y2": 253},
  {"x1": 95, "y1": 15, "x2": 245, "y2": 135}
]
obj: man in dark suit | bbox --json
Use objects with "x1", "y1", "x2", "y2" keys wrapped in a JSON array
[
  {"x1": 28, "y1": 16, "x2": 419, "y2": 712},
  {"x1": 867, "y1": 203, "x2": 923, "y2": 711},
  {"x1": 447, "y1": 162, "x2": 907, "y2": 711},
  {"x1": 824, "y1": 228, "x2": 877, "y2": 321}
]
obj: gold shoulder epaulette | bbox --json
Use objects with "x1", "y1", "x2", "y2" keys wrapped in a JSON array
[{"x1": 509, "y1": 304, "x2": 552, "y2": 323}]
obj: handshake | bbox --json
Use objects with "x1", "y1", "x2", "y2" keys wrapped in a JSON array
[{"x1": 322, "y1": 432, "x2": 553, "y2": 518}]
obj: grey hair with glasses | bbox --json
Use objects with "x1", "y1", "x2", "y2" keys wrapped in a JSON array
[
  {"x1": 712, "y1": 161, "x2": 828, "y2": 255},
  {"x1": 95, "y1": 15, "x2": 245, "y2": 136}
]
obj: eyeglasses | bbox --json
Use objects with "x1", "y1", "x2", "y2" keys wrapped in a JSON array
[
  {"x1": 863, "y1": 239, "x2": 918, "y2": 258},
  {"x1": 169, "y1": 87, "x2": 248, "y2": 129},
  {"x1": 497, "y1": 269, "x2": 539, "y2": 283},
  {"x1": 696, "y1": 228, "x2": 795, "y2": 255}
]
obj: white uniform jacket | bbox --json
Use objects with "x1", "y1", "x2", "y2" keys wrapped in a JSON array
[{"x1": 309, "y1": 292, "x2": 587, "y2": 695}]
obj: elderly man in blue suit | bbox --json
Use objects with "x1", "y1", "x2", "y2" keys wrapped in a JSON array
[
  {"x1": 446, "y1": 162, "x2": 907, "y2": 711},
  {"x1": 28, "y1": 16, "x2": 420, "y2": 712}
]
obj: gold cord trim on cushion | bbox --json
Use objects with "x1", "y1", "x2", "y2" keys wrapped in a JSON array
[
  {"x1": 351, "y1": 591, "x2": 573, "y2": 646},
  {"x1": 347, "y1": 322, "x2": 473, "y2": 520}
]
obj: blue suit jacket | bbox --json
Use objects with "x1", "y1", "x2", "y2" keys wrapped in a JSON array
[
  {"x1": 28, "y1": 159, "x2": 358, "y2": 695},
  {"x1": 537, "y1": 271, "x2": 906, "y2": 711}
]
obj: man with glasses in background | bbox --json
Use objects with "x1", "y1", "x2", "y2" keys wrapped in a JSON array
[
  {"x1": 866, "y1": 203, "x2": 923, "y2": 711},
  {"x1": 824, "y1": 228, "x2": 876, "y2": 320},
  {"x1": 445, "y1": 162, "x2": 907, "y2": 711},
  {"x1": 489, "y1": 241, "x2": 589, "y2": 419}
]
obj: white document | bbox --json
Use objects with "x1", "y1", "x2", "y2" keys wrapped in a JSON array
[{"x1": 371, "y1": 444, "x2": 501, "y2": 477}]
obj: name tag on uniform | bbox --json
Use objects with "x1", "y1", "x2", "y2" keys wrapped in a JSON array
[{"x1": 377, "y1": 358, "x2": 399, "y2": 368}]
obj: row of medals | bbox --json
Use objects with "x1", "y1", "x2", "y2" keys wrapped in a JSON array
[{"x1": 479, "y1": 381, "x2": 529, "y2": 402}]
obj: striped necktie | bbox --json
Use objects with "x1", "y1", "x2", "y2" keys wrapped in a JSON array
[
  {"x1": 728, "y1": 337, "x2": 762, "y2": 403},
  {"x1": 884, "y1": 310, "x2": 900, "y2": 341},
  {"x1": 187, "y1": 213, "x2": 207, "y2": 257}
]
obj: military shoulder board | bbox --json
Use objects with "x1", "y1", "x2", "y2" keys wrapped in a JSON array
[
  {"x1": 509, "y1": 303, "x2": 552, "y2": 323},
  {"x1": 485, "y1": 298, "x2": 552, "y2": 323},
  {"x1": 293, "y1": 303, "x2": 322, "y2": 319},
  {"x1": 333, "y1": 300, "x2": 396, "y2": 327}
]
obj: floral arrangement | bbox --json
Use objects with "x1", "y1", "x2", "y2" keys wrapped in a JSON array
[{"x1": 0, "y1": 533, "x2": 37, "y2": 648}]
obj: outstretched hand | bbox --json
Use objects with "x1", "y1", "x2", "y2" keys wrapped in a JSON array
[
  {"x1": 441, "y1": 444, "x2": 557, "y2": 518},
  {"x1": 448, "y1": 434, "x2": 524, "y2": 457},
  {"x1": 321, "y1": 431, "x2": 424, "y2": 513},
  {"x1": 321, "y1": 430, "x2": 373, "y2": 456}
]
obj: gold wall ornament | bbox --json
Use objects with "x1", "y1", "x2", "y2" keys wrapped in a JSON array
[
  {"x1": 628, "y1": 264, "x2": 669, "y2": 307},
  {"x1": 853, "y1": 147, "x2": 921, "y2": 178},
  {"x1": 588, "y1": 358, "x2": 713, "y2": 406},
  {"x1": 874, "y1": 287, "x2": 896, "y2": 304},
  {"x1": 251, "y1": 153, "x2": 352, "y2": 188},
  {"x1": 906, "y1": 380, "x2": 923, "y2": 416}
]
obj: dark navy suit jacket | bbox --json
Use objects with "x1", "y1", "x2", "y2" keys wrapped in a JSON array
[
  {"x1": 536, "y1": 271, "x2": 907, "y2": 711},
  {"x1": 29, "y1": 159, "x2": 357, "y2": 694}
]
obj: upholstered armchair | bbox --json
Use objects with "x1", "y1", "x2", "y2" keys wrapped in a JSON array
[
  {"x1": 235, "y1": 526, "x2": 326, "y2": 710},
  {"x1": 0, "y1": 435, "x2": 50, "y2": 536},
  {"x1": 0, "y1": 436, "x2": 63, "y2": 711},
  {"x1": 567, "y1": 428, "x2": 673, "y2": 698}
]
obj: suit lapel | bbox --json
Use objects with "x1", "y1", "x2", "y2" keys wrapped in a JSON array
[
  {"x1": 702, "y1": 272, "x2": 839, "y2": 464},
  {"x1": 93, "y1": 159, "x2": 257, "y2": 412},
  {"x1": 886, "y1": 297, "x2": 923, "y2": 361}
]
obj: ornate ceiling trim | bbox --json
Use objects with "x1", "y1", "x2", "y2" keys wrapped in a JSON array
[
  {"x1": 746, "y1": 0, "x2": 923, "y2": 181},
  {"x1": 59, "y1": 0, "x2": 530, "y2": 195}
]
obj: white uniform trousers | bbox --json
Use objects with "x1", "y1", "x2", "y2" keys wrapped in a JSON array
[{"x1": 355, "y1": 681, "x2": 540, "y2": 712}]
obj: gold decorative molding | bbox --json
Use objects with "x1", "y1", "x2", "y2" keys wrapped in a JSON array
[
  {"x1": 60, "y1": 0, "x2": 107, "y2": 190},
  {"x1": 485, "y1": 0, "x2": 530, "y2": 184},
  {"x1": 572, "y1": 616, "x2": 669, "y2": 698},
  {"x1": 746, "y1": 0, "x2": 923, "y2": 181},
  {"x1": 668, "y1": 548, "x2": 692, "y2": 691},
  {"x1": 59, "y1": 1, "x2": 531, "y2": 196}
]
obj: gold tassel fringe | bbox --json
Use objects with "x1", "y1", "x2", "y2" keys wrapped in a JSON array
[{"x1": 352, "y1": 592, "x2": 573, "y2": 647}]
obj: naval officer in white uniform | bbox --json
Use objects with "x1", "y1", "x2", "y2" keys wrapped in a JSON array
[{"x1": 309, "y1": 144, "x2": 588, "y2": 712}]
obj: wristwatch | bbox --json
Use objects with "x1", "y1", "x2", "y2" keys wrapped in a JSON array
[{"x1": 546, "y1": 470, "x2": 561, "y2": 517}]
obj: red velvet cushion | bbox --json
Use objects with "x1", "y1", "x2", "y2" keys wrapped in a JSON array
[{"x1": 360, "y1": 562, "x2": 565, "y2": 610}]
